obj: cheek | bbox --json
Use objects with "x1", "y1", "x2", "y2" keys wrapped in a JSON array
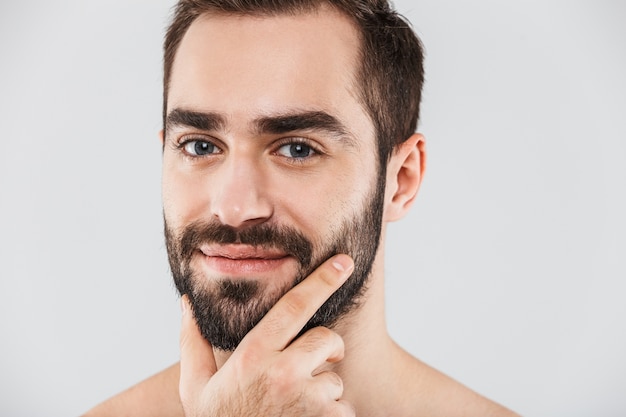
[
  {"x1": 161, "y1": 159, "x2": 209, "y2": 227},
  {"x1": 274, "y1": 164, "x2": 374, "y2": 242}
]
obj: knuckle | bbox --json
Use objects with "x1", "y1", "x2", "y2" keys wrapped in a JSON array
[
  {"x1": 310, "y1": 325, "x2": 335, "y2": 339},
  {"x1": 328, "y1": 328, "x2": 345, "y2": 351},
  {"x1": 298, "y1": 326, "x2": 344, "y2": 358},
  {"x1": 266, "y1": 363, "x2": 299, "y2": 395},
  {"x1": 302, "y1": 373, "x2": 345, "y2": 413},
  {"x1": 316, "y1": 266, "x2": 339, "y2": 288},
  {"x1": 281, "y1": 290, "x2": 309, "y2": 317},
  {"x1": 328, "y1": 371, "x2": 343, "y2": 390},
  {"x1": 299, "y1": 326, "x2": 335, "y2": 351},
  {"x1": 255, "y1": 313, "x2": 287, "y2": 339},
  {"x1": 236, "y1": 346, "x2": 262, "y2": 370},
  {"x1": 320, "y1": 370, "x2": 343, "y2": 393}
]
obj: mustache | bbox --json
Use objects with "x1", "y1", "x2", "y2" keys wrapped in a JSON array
[{"x1": 176, "y1": 220, "x2": 313, "y2": 267}]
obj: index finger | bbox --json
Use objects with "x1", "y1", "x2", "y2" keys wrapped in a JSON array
[{"x1": 240, "y1": 254, "x2": 354, "y2": 352}]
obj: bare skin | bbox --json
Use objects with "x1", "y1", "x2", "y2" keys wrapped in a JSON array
[
  {"x1": 84, "y1": 7, "x2": 519, "y2": 417},
  {"x1": 85, "y1": 252, "x2": 518, "y2": 417}
]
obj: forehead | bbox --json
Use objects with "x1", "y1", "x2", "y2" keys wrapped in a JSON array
[{"x1": 167, "y1": 7, "x2": 373, "y2": 138}]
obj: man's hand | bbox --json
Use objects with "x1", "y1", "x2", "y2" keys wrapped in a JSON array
[{"x1": 179, "y1": 254, "x2": 356, "y2": 417}]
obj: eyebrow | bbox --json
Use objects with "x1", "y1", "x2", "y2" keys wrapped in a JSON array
[
  {"x1": 165, "y1": 108, "x2": 226, "y2": 132},
  {"x1": 254, "y1": 111, "x2": 348, "y2": 137},
  {"x1": 165, "y1": 108, "x2": 357, "y2": 147}
]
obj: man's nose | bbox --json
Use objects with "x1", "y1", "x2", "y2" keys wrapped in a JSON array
[{"x1": 209, "y1": 157, "x2": 273, "y2": 229}]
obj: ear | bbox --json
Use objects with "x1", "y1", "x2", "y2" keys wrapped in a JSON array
[
  {"x1": 159, "y1": 129, "x2": 165, "y2": 147},
  {"x1": 383, "y1": 133, "x2": 426, "y2": 222}
]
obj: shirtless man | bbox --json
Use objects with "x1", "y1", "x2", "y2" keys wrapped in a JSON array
[{"x1": 85, "y1": 0, "x2": 518, "y2": 415}]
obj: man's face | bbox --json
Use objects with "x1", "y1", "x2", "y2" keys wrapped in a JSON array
[{"x1": 162, "y1": 9, "x2": 383, "y2": 350}]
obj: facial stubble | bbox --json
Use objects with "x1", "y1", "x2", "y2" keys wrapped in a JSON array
[{"x1": 165, "y1": 178, "x2": 385, "y2": 351}]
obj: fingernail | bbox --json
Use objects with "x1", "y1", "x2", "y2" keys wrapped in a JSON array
[{"x1": 331, "y1": 254, "x2": 354, "y2": 274}]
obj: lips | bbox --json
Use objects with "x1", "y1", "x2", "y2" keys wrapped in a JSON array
[
  {"x1": 200, "y1": 244, "x2": 289, "y2": 260},
  {"x1": 197, "y1": 244, "x2": 292, "y2": 276}
]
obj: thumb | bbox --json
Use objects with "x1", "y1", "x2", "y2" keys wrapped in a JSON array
[{"x1": 179, "y1": 295, "x2": 217, "y2": 400}]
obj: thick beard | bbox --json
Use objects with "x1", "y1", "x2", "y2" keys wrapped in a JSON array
[{"x1": 165, "y1": 179, "x2": 385, "y2": 351}]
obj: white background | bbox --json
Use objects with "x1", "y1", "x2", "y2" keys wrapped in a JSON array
[{"x1": 1, "y1": 1, "x2": 625, "y2": 416}]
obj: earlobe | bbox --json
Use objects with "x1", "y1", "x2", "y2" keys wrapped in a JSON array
[
  {"x1": 384, "y1": 133, "x2": 426, "y2": 222},
  {"x1": 159, "y1": 130, "x2": 165, "y2": 146}
]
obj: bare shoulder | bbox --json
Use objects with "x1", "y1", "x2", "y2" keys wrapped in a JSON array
[
  {"x1": 82, "y1": 363, "x2": 183, "y2": 417},
  {"x1": 392, "y1": 345, "x2": 520, "y2": 417}
]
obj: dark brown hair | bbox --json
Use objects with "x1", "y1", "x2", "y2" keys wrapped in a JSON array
[{"x1": 163, "y1": 0, "x2": 425, "y2": 168}]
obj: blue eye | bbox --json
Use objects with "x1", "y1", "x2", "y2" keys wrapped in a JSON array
[
  {"x1": 277, "y1": 142, "x2": 315, "y2": 159},
  {"x1": 183, "y1": 140, "x2": 218, "y2": 156}
]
